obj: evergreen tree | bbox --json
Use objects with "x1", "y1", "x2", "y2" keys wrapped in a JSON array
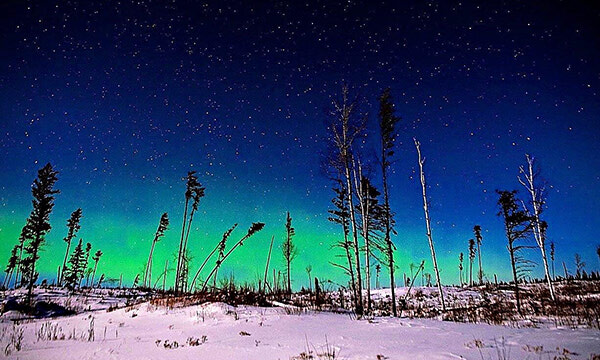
[
  {"x1": 497, "y1": 190, "x2": 533, "y2": 314},
  {"x1": 91, "y1": 250, "x2": 103, "y2": 288},
  {"x1": 80, "y1": 243, "x2": 92, "y2": 287},
  {"x1": 64, "y1": 239, "x2": 86, "y2": 290},
  {"x1": 3, "y1": 245, "x2": 19, "y2": 288},
  {"x1": 550, "y1": 241, "x2": 556, "y2": 280},
  {"x1": 14, "y1": 224, "x2": 30, "y2": 288},
  {"x1": 21, "y1": 163, "x2": 60, "y2": 303},
  {"x1": 377, "y1": 87, "x2": 401, "y2": 316},
  {"x1": 574, "y1": 253, "x2": 585, "y2": 278},
  {"x1": 458, "y1": 252, "x2": 464, "y2": 286},
  {"x1": 144, "y1": 212, "x2": 169, "y2": 288},
  {"x1": 468, "y1": 239, "x2": 476, "y2": 286},
  {"x1": 328, "y1": 179, "x2": 357, "y2": 305},
  {"x1": 59, "y1": 209, "x2": 82, "y2": 286},
  {"x1": 282, "y1": 212, "x2": 297, "y2": 294},
  {"x1": 474, "y1": 225, "x2": 484, "y2": 284}
]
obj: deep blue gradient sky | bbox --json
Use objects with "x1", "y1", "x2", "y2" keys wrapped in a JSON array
[{"x1": 1, "y1": 0, "x2": 599, "y2": 288}]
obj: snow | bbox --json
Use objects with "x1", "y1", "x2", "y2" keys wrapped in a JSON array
[{"x1": 2, "y1": 293, "x2": 599, "y2": 359}]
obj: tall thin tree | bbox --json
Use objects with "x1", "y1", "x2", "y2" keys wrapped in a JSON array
[
  {"x1": 90, "y1": 250, "x2": 103, "y2": 288},
  {"x1": 458, "y1": 252, "x2": 464, "y2": 286},
  {"x1": 414, "y1": 138, "x2": 446, "y2": 311},
  {"x1": 59, "y1": 209, "x2": 82, "y2": 286},
  {"x1": 175, "y1": 171, "x2": 204, "y2": 293},
  {"x1": 474, "y1": 225, "x2": 483, "y2": 284},
  {"x1": 282, "y1": 212, "x2": 297, "y2": 294},
  {"x1": 327, "y1": 84, "x2": 365, "y2": 316},
  {"x1": 468, "y1": 239, "x2": 476, "y2": 286},
  {"x1": 518, "y1": 154, "x2": 555, "y2": 301},
  {"x1": 377, "y1": 87, "x2": 401, "y2": 316},
  {"x1": 497, "y1": 190, "x2": 533, "y2": 314},
  {"x1": 21, "y1": 163, "x2": 59, "y2": 304},
  {"x1": 144, "y1": 212, "x2": 169, "y2": 288}
]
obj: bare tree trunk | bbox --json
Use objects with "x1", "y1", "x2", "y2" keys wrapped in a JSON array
[
  {"x1": 477, "y1": 242, "x2": 483, "y2": 284},
  {"x1": 508, "y1": 240, "x2": 521, "y2": 313},
  {"x1": 381, "y1": 165, "x2": 397, "y2": 316},
  {"x1": 175, "y1": 198, "x2": 189, "y2": 293},
  {"x1": 144, "y1": 239, "x2": 157, "y2": 288},
  {"x1": 59, "y1": 241, "x2": 72, "y2": 286},
  {"x1": 91, "y1": 261, "x2": 99, "y2": 289},
  {"x1": 163, "y1": 260, "x2": 168, "y2": 292},
  {"x1": 354, "y1": 160, "x2": 372, "y2": 313},
  {"x1": 518, "y1": 154, "x2": 555, "y2": 301},
  {"x1": 263, "y1": 235, "x2": 275, "y2": 294},
  {"x1": 414, "y1": 138, "x2": 446, "y2": 311}
]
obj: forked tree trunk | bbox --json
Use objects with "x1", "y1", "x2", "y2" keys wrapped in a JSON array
[
  {"x1": 414, "y1": 138, "x2": 446, "y2": 311},
  {"x1": 518, "y1": 154, "x2": 555, "y2": 301}
]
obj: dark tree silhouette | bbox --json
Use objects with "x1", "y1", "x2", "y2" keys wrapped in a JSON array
[
  {"x1": 473, "y1": 225, "x2": 483, "y2": 284},
  {"x1": 550, "y1": 241, "x2": 556, "y2": 280},
  {"x1": 282, "y1": 211, "x2": 297, "y2": 294},
  {"x1": 64, "y1": 239, "x2": 86, "y2": 290},
  {"x1": 458, "y1": 252, "x2": 464, "y2": 286},
  {"x1": 497, "y1": 190, "x2": 533, "y2": 314},
  {"x1": 3, "y1": 245, "x2": 19, "y2": 288},
  {"x1": 80, "y1": 243, "x2": 92, "y2": 287},
  {"x1": 176, "y1": 171, "x2": 205, "y2": 293},
  {"x1": 201, "y1": 222, "x2": 265, "y2": 292},
  {"x1": 144, "y1": 212, "x2": 169, "y2": 288},
  {"x1": 468, "y1": 238, "x2": 476, "y2": 286},
  {"x1": 328, "y1": 179, "x2": 357, "y2": 305},
  {"x1": 326, "y1": 85, "x2": 366, "y2": 316},
  {"x1": 377, "y1": 87, "x2": 401, "y2": 316},
  {"x1": 20, "y1": 163, "x2": 59, "y2": 304},
  {"x1": 13, "y1": 225, "x2": 30, "y2": 288},
  {"x1": 90, "y1": 250, "x2": 103, "y2": 288},
  {"x1": 59, "y1": 208, "x2": 82, "y2": 286}
]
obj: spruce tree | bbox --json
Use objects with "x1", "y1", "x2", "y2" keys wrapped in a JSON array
[
  {"x1": 14, "y1": 224, "x2": 30, "y2": 288},
  {"x1": 3, "y1": 245, "x2": 19, "y2": 288},
  {"x1": 21, "y1": 163, "x2": 60, "y2": 303},
  {"x1": 377, "y1": 87, "x2": 401, "y2": 316},
  {"x1": 474, "y1": 225, "x2": 483, "y2": 284},
  {"x1": 497, "y1": 190, "x2": 533, "y2": 314},
  {"x1": 64, "y1": 239, "x2": 86, "y2": 290},
  {"x1": 282, "y1": 211, "x2": 297, "y2": 294},
  {"x1": 458, "y1": 252, "x2": 464, "y2": 286},
  {"x1": 468, "y1": 239, "x2": 476, "y2": 286},
  {"x1": 80, "y1": 243, "x2": 92, "y2": 287},
  {"x1": 59, "y1": 209, "x2": 82, "y2": 286}
]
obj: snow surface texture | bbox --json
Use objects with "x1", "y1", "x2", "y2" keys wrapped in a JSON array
[{"x1": 2, "y1": 299, "x2": 600, "y2": 359}]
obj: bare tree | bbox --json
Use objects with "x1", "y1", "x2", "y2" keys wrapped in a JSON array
[
  {"x1": 189, "y1": 223, "x2": 237, "y2": 292},
  {"x1": 263, "y1": 235, "x2": 275, "y2": 293},
  {"x1": 517, "y1": 154, "x2": 555, "y2": 301},
  {"x1": 144, "y1": 213, "x2": 169, "y2": 288},
  {"x1": 326, "y1": 85, "x2": 366, "y2": 316},
  {"x1": 201, "y1": 222, "x2": 265, "y2": 292},
  {"x1": 175, "y1": 171, "x2": 204, "y2": 293},
  {"x1": 574, "y1": 253, "x2": 585, "y2": 278},
  {"x1": 414, "y1": 138, "x2": 446, "y2": 311}
]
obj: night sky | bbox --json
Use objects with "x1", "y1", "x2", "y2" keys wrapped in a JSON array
[{"x1": 1, "y1": 0, "x2": 599, "y2": 289}]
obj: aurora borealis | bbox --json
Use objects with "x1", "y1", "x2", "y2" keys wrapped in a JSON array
[{"x1": 1, "y1": 0, "x2": 599, "y2": 289}]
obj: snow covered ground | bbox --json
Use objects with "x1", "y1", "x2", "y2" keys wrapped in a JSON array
[{"x1": 2, "y1": 297, "x2": 599, "y2": 359}]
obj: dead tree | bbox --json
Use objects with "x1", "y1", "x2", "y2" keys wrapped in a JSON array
[
  {"x1": 189, "y1": 223, "x2": 237, "y2": 292},
  {"x1": 144, "y1": 212, "x2": 169, "y2": 288},
  {"x1": 200, "y1": 222, "x2": 265, "y2": 292},
  {"x1": 263, "y1": 235, "x2": 275, "y2": 293},
  {"x1": 414, "y1": 138, "x2": 446, "y2": 311},
  {"x1": 327, "y1": 85, "x2": 366, "y2": 316},
  {"x1": 517, "y1": 154, "x2": 555, "y2": 301}
]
